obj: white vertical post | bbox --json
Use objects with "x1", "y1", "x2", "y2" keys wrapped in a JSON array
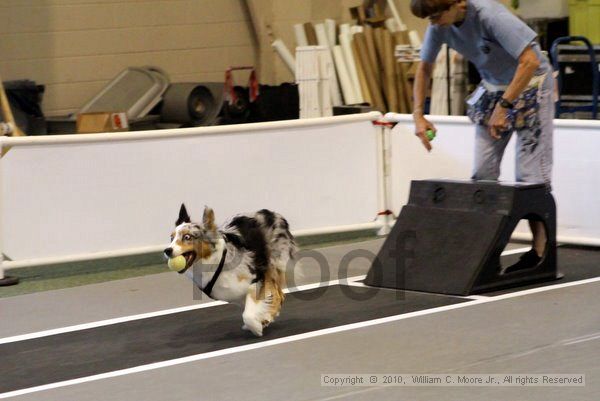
[
  {"x1": 0, "y1": 139, "x2": 18, "y2": 285},
  {"x1": 375, "y1": 123, "x2": 386, "y2": 213},
  {"x1": 382, "y1": 124, "x2": 393, "y2": 217},
  {"x1": 375, "y1": 122, "x2": 393, "y2": 236},
  {"x1": 0, "y1": 140, "x2": 5, "y2": 280}
]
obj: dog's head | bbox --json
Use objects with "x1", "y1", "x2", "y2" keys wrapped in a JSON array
[{"x1": 163, "y1": 204, "x2": 219, "y2": 273}]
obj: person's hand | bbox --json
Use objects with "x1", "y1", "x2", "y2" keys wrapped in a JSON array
[
  {"x1": 414, "y1": 115, "x2": 436, "y2": 152},
  {"x1": 489, "y1": 103, "x2": 509, "y2": 140}
]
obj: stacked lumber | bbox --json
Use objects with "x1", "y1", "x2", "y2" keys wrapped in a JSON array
[{"x1": 271, "y1": 0, "x2": 422, "y2": 117}]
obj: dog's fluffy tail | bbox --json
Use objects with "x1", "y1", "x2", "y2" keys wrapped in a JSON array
[{"x1": 254, "y1": 209, "x2": 298, "y2": 273}]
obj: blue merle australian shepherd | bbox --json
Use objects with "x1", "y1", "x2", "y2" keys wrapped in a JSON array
[{"x1": 164, "y1": 204, "x2": 297, "y2": 337}]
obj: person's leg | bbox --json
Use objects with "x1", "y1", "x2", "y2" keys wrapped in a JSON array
[
  {"x1": 529, "y1": 220, "x2": 547, "y2": 257},
  {"x1": 516, "y1": 74, "x2": 555, "y2": 259},
  {"x1": 472, "y1": 124, "x2": 512, "y2": 181}
]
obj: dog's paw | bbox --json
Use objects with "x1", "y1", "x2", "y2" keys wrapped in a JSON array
[
  {"x1": 248, "y1": 326, "x2": 263, "y2": 337},
  {"x1": 242, "y1": 318, "x2": 264, "y2": 337},
  {"x1": 242, "y1": 324, "x2": 262, "y2": 333}
]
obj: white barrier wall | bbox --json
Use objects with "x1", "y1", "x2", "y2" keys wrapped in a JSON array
[
  {"x1": 0, "y1": 113, "x2": 382, "y2": 266},
  {"x1": 390, "y1": 115, "x2": 600, "y2": 245},
  {"x1": 3, "y1": 111, "x2": 599, "y2": 274}
]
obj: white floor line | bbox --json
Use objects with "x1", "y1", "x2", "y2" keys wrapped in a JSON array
[
  {"x1": 0, "y1": 275, "x2": 367, "y2": 345},
  {"x1": 343, "y1": 281, "x2": 369, "y2": 288},
  {"x1": 2, "y1": 275, "x2": 599, "y2": 400},
  {"x1": 464, "y1": 295, "x2": 489, "y2": 300},
  {"x1": 501, "y1": 246, "x2": 531, "y2": 256},
  {"x1": 344, "y1": 281, "x2": 491, "y2": 300},
  {"x1": 563, "y1": 332, "x2": 600, "y2": 346}
]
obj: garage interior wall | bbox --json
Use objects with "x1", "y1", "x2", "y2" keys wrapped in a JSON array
[
  {"x1": 0, "y1": 0, "x2": 428, "y2": 116},
  {"x1": 0, "y1": 0, "x2": 259, "y2": 116},
  {"x1": 0, "y1": 0, "x2": 563, "y2": 117}
]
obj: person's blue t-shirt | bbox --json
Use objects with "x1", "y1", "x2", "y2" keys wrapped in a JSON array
[{"x1": 419, "y1": 0, "x2": 550, "y2": 85}]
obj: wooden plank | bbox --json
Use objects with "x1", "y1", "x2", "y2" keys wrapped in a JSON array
[
  {"x1": 383, "y1": 29, "x2": 398, "y2": 112},
  {"x1": 363, "y1": 25, "x2": 382, "y2": 88},
  {"x1": 352, "y1": 39, "x2": 373, "y2": 106},
  {"x1": 354, "y1": 32, "x2": 385, "y2": 112}
]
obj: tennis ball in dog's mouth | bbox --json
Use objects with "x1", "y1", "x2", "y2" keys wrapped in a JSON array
[{"x1": 168, "y1": 255, "x2": 187, "y2": 272}]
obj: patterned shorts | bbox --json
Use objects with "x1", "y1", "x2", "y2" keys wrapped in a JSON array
[{"x1": 470, "y1": 73, "x2": 554, "y2": 186}]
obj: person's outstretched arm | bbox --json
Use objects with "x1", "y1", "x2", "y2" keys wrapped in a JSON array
[{"x1": 413, "y1": 61, "x2": 437, "y2": 151}]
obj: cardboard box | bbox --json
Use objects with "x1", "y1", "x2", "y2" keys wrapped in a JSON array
[{"x1": 76, "y1": 112, "x2": 129, "y2": 134}]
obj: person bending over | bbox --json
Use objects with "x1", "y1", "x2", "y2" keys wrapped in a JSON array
[{"x1": 410, "y1": 0, "x2": 555, "y2": 271}]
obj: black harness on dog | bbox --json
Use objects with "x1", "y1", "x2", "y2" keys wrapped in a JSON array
[{"x1": 202, "y1": 247, "x2": 228, "y2": 298}]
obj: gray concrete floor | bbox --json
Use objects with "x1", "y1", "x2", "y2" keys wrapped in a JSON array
[{"x1": 4, "y1": 240, "x2": 596, "y2": 401}]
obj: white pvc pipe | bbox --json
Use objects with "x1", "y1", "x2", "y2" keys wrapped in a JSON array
[
  {"x1": 339, "y1": 24, "x2": 350, "y2": 37},
  {"x1": 339, "y1": 32, "x2": 364, "y2": 103},
  {"x1": 332, "y1": 45, "x2": 357, "y2": 104},
  {"x1": 293, "y1": 222, "x2": 386, "y2": 237},
  {"x1": 272, "y1": 39, "x2": 296, "y2": 75},
  {"x1": 387, "y1": 0, "x2": 407, "y2": 31},
  {"x1": 384, "y1": 18, "x2": 398, "y2": 33},
  {"x1": 0, "y1": 154, "x2": 4, "y2": 280},
  {"x1": 314, "y1": 23, "x2": 329, "y2": 48},
  {"x1": 374, "y1": 124, "x2": 395, "y2": 236},
  {"x1": 294, "y1": 24, "x2": 308, "y2": 47},
  {"x1": 384, "y1": 112, "x2": 470, "y2": 125},
  {"x1": 375, "y1": 124, "x2": 386, "y2": 214},
  {"x1": 325, "y1": 19, "x2": 337, "y2": 47},
  {"x1": 0, "y1": 112, "x2": 382, "y2": 149},
  {"x1": 382, "y1": 125, "x2": 393, "y2": 212},
  {"x1": 511, "y1": 232, "x2": 600, "y2": 248},
  {"x1": 553, "y1": 119, "x2": 600, "y2": 129},
  {"x1": 383, "y1": 112, "x2": 600, "y2": 130},
  {"x1": 3, "y1": 245, "x2": 166, "y2": 270},
  {"x1": 409, "y1": 30, "x2": 422, "y2": 48}
]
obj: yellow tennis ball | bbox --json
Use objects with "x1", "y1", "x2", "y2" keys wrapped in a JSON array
[{"x1": 168, "y1": 255, "x2": 187, "y2": 272}]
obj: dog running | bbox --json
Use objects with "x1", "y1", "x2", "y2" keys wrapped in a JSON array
[{"x1": 164, "y1": 204, "x2": 297, "y2": 337}]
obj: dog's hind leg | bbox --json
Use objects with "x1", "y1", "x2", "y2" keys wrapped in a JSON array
[
  {"x1": 242, "y1": 283, "x2": 266, "y2": 337},
  {"x1": 242, "y1": 271, "x2": 285, "y2": 336},
  {"x1": 266, "y1": 268, "x2": 284, "y2": 319}
]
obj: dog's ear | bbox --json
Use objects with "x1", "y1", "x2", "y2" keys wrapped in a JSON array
[
  {"x1": 176, "y1": 204, "x2": 191, "y2": 226},
  {"x1": 202, "y1": 206, "x2": 216, "y2": 231}
]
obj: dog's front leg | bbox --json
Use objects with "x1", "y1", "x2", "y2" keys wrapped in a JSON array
[{"x1": 242, "y1": 283, "x2": 265, "y2": 337}]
